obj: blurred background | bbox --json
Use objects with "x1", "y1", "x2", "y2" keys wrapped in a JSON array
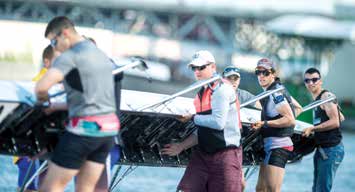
[{"x1": 0, "y1": 0, "x2": 354, "y2": 191}]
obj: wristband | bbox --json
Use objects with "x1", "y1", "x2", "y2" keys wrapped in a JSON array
[{"x1": 264, "y1": 120, "x2": 268, "y2": 127}]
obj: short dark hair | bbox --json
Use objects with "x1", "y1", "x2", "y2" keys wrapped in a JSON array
[
  {"x1": 45, "y1": 16, "x2": 75, "y2": 37},
  {"x1": 304, "y1": 67, "x2": 321, "y2": 78},
  {"x1": 42, "y1": 45, "x2": 54, "y2": 61}
]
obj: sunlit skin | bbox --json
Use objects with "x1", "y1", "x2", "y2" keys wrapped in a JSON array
[
  {"x1": 302, "y1": 72, "x2": 345, "y2": 137},
  {"x1": 304, "y1": 73, "x2": 322, "y2": 98},
  {"x1": 177, "y1": 63, "x2": 217, "y2": 123},
  {"x1": 161, "y1": 63, "x2": 217, "y2": 156},
  {"x1": 226, "y1": 75, "x2": 240, "y2": 90},
  {"x1": 193, "y1": 63, "x2": 216, "y2": 81},
  {"x1": 254, "y1": 66, "x2": 294, "y2": 192},
  {"x1": 256, "y1": 66, "x2": 275, "y2": 89},
  {"x1": 47, "y1": 33, "x2": 68, "y2": 53},
  {"x1": 43, "y1": 50, "x2": 60, "y2": 68},
  {"x1": 46, "y1": 28, "x2": 84, "y2": 53}
]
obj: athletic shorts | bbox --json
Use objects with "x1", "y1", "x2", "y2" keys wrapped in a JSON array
[
  {"x1": 51, "y1": 131, "x2": 115, "y2": 169},
  {"x1": 263, "y1": 147, "x2": 291, "y2": 168},
  {"x1": 178, "y1": 147, "x2": 242, "y2": 192}
]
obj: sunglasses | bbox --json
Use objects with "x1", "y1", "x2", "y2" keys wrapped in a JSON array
[
  {"x1": 227, "y1": 75, "x2": 239, "y2": 81},
  {"x1": 191, "y1": 64, "x2": 210, "y2": 72},
  {"x1": 50, "y1": 32, "x2": 62, "y2": 47},
  {"x1": 304, "y1": 77, "x2": 320, "y2": 84},
  {"x1": 255, "y1": 69, "x2": 271, "y2": 76},
  {"x1": 223, "y1": 67, "x2": 240, "y2": 74}
]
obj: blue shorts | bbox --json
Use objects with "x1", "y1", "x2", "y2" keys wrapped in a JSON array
[
  {"x1": 17, "y1": 157, "x2": 40, "y2": 190},
  {"x1": 110, "y1": 144, "x2": 120, "y2": 168}
]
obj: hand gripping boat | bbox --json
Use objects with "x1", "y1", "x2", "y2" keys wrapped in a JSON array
[
  {"x1": 0, "y1": 65, "x2": 337, "y2": 190},
  {"x1": 0, "y1": 75, "x2": 333, "y2": 167}
]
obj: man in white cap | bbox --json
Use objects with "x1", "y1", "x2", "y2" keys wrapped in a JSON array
[
  {"x1": 162, "y1": 50, "x2": 243, "y2": 192},
  {"x1": 223, "y1": 65, "x2": 261, "y2": 109}
]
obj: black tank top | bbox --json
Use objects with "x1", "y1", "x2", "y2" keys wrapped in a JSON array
[
  {"x1": 260, "y1": 78, "x2": 295, "y2": 138},
  {"x1": 313, "y1": 90, "x2": 342, "y2": 147}
]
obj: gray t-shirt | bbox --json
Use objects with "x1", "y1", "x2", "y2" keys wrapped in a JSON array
[
  {"x1": 237, "y1": 88, "x2": 256, "y2": 108},
  {"x1": 52, "y1": 40, "x2": 116, "y2": 118}
]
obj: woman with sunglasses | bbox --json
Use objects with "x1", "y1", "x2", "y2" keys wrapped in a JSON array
[
  {"x1": 251, "y1": 58, "x2": 302, "y2": 192},
  {"x1": 302, "y1": 67, "x2": 344, "y2": 192}
]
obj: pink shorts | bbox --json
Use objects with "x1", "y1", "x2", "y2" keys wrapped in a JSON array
[{"x1": 178, "y1": 147, "x2": 242, "y2": 192}]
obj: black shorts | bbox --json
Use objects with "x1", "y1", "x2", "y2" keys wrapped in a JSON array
[
  {"x1": 51, "y1": 131, "x2": 115, "y2": 169},
  {"x1": 264, "y1": 148, "x2": 291, "y2": 168}
]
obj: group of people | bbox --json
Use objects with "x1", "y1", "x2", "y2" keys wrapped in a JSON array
[
  {"x1": 13, "y1": 16, "x2": 121, "y2": 192},
  {"x1": 14, "y1": 15, "x2": 344, "y2": 192},
  {"x1": 162, "y1": 51, "x2": 345, "y2": 192}
]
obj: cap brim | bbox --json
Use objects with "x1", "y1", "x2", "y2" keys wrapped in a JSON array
[
  {"x1": 223, "y1": 71, "x2": 240, "y2": 77},
  {"x1": 256, "y1": 64, "x2": 272, "y2": 70}
]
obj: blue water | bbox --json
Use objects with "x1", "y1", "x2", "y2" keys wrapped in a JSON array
[{"x1": 1, "y1": 133, "x2": 354, "y2": 192}]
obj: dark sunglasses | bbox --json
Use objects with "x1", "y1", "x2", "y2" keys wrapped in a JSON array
[
  {"x1": 227, "y1": 75, "x2": 239, "y2": 81},
  {"x1": 50, "y1": 32, "x2": 61, "y2": 47},
  {"x1": 255, "y1": 69, "x2": 271, "y2": 76},
  {"x1": 50, "y1": 39, "x2": 58, "y2": 47},
  {"x1": 304, "y1": 77, "x2": 320, "y2": 84},
  {"x1": 191, "y1": 64, "x2": 210, "y2": 72}
]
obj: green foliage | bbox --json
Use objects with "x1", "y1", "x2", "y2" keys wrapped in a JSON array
[{"x1": 0, "y1": 52, "x2": 33, "y2": 63}]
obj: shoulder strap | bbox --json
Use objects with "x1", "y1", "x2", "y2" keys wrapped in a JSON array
[{"x1": 315, "y1": 89, "x2": 328, "y2": 101}]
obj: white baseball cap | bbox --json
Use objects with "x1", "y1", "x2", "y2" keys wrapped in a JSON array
[
  {"x1": 223, "y1": 65, "x2": 240, "y2": 78},
  {"x1": 188, "y1": 50, "x2": 216, "y2": 67}
]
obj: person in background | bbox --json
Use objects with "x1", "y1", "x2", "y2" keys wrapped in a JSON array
[
  {"x1": 302, "y1": 67, "x2": 345, "y2": 192},
  {"x1": 14, "y1": 45, "x2": 59, "y2": 192},
  {"x1": 222, "y1": 65, "x2": 261, "y2": 109},
  {"x1": 162, "y1": 50, "x2": 243, "y2": 192},
  {"x1": 85, "y1": 36, "x2": 122, "y2": 192},
  {"x1": 251, "y1": 58, "x2": 302, "y2": 192},
  {"x1": 222, "y1": 65, "x2": 262, "y2": 191},
  {"x1": 36, "y1": 16, "x2": 119, "y2": 191}
]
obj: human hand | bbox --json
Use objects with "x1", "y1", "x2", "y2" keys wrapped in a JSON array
[
  {"x1": 302, "y1": 127, "x2": 314, "y2": 137},
  {"x1": 251, "y1": 120, "x2": 264, "y2": 130},
  {"x1": 177, "y1": 114, "x2": 193, "y2": 123},
  {"x1": 37, "y1": 93, "x2": 49, "y2": 103},
  {"x1": 161, "y1": 143, "x2": 184, "y2": 156}
]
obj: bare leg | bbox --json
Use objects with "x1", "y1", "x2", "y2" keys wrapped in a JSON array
[
  {"x1": 94, "y1": 153, "x2": 111, "y2": 192},
  {"x1": 256, "y1": 165, "x2": 267, "y2": 192},
  {"x1": 264, "y1": 165, "x2": 285, "y2": 192},
  {"x1": 94, "y1": 166, "x2": 109, "y2": 192},
  {"x1": 241, "y1": 171, "x2": 246, "y2": 192},
  {"x1": 75, "y1": 160, "x2": 105, "y2": 192},
  {"x1": 39, "y1": 161, "x2": 78, "y2": 192}
]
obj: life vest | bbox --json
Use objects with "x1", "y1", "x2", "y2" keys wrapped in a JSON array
[
  {"x1": 259, "y1": 79, "x2": 295, "y2": 138},
  {"x1": 193, "y1": 80, "x2": 241, "y2": 154},
  {"x1": 313, "y1": 90, "x2": 342, "y2": 147}
]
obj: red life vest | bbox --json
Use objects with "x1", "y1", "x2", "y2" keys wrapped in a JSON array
[{"x1": 193, "y1": 80, "x2": 242, "y2": 128}]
